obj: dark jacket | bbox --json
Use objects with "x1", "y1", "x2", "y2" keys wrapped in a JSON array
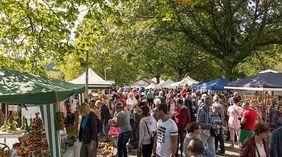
[
  {"x1": 240, "y1": 137, "x2": 269, "y2": 157},
  {"x1": 100, "y1": 104, "x2": 110, "y2": 126},
  {"x1": 78, "y1": 112, "x2": 98, "y2": 144},
  {"x1": 270, "y1": 126, "x2": 282, "y2": 157}
]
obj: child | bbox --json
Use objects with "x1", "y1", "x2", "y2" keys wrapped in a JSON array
[{"x1": 187, "y1": 138, "x2": 205, "y2": 157}]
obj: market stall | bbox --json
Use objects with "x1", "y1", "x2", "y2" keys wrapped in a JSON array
[
  {"x1": 224, "y1": 70, "x2": 282, "y2": 126},
  {"x1": 200, "y1": 77, "x2": 231, "y2": 91},
  {"x1": 0, "y1": 67, "x2": 84, "y2": 157},
  {"x1": 169, "y1": 76, "x2": 198, "y2": 88},
  {"x1": 70, "y1": 68, "x2": 112, "y2": 88},
  {"x1": 145, "y1": 83, "x2": 157, "y2": 89},
  {"x1": 224, "y1": 71, "x2": 282, "y2": 91},
  {"x1": 157, "y1": 79, "x2": 175, "y2": 89}
]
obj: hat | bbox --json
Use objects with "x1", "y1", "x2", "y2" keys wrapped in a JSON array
[
  {"x1": 154, "y1": 98, "x2": 161, "y2": 105},
  {"x1": 201, "y1": 94, "x2": 207, "y2": 99}
]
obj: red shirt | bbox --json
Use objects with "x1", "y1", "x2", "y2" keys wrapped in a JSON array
[
  {"x1": 173, "y1": 107, "x2": 191, "y2": 130},
  {"x1": 181, "y1": 88, "x2": 187, "y2": 98},
  {"x1": 242, "y1": 108, "x2": 257, "y2": 131}
]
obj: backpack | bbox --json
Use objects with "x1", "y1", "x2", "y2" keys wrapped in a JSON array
[
  {"x1": 147, "y1": 91, "x2": 154, "y2": 100},
  {"x1": 93, "y1": 112, "x2": 102, "y2": 134}
]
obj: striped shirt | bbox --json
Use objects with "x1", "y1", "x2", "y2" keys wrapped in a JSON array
[
  {"x1": 211, "y1": 113, "x2": 224, "y2": 134},
  {"x1": 156, "y1": 118, "x2": 178, "y2": 157}
]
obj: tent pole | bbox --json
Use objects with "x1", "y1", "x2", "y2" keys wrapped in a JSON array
[
  {"x1": 5, "y1": 103, "x2": 7, "y2": 118},
  {"x1": 85, "y1": 51, "x2": 89, "y2": 101}
]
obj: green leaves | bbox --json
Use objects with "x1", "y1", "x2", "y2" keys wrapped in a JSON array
[{"x1": 0, "y1": 0, "x2": 281, "y2": 84}]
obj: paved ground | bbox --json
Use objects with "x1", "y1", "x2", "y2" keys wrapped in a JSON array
[{"x1": 128, "y1": 141, "x2": 240, "y2": 157}]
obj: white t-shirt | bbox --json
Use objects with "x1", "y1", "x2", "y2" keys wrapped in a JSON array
[
  {"x1": 156, "y1": 118, "x2": 178, "y2": 157},
  {"x1": 256, "y1": 143, "x2": 267, "y2": 157}
]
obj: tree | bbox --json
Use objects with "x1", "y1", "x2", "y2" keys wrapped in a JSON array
[
  {"x1": 0, "y1": 0, "x2": 120, "y2": 75},
  {"x1": 131, "y1": 0, "x2": 282, "y2": 79}
]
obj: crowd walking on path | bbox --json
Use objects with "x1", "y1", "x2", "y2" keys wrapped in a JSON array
[{"x1": 78, "y1": 86, "x2": 282, "y2": 157}]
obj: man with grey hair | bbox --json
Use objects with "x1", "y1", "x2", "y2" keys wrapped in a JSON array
[
  {"x1": 213, "y1": 95, "x2": 225, "y2": 118},
  {"x1": 151, "y1": 98, "x2": 162, "y2": 121},
  {"x1": 155, "y1": 90, "x2": 166, "y2": 104},
  {"x1": 197, "y1": 96, "x2": 216, "y2": 157}
]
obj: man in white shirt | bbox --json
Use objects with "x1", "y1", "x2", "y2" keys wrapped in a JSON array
[{"x1": 152, "y1": 103, "x2": 178, "y2": 157}]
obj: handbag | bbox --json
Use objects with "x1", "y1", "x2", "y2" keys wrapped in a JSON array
[
  {"x1": 203, "y1": 129, "x2": 211, "y2": 137},
  {"x1": 210, "y1": 128, "x2": 217, "y2": 137},
  {"x1": 73, "y1": 139, "x2": 82, "y2": 157},
  {"x1": 145, "y1": 122, "x2": 154, "y2": 144}
]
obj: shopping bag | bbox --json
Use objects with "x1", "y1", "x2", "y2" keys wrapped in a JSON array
[
  {"x1": 73, "y1": 139, "x2": 82, "y2": 157},
  {"x1": 108, "y1": 127, "x2": 120, "y2": 137}
]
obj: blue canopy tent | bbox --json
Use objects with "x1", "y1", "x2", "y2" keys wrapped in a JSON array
[
  {"x1": 200, "y1": 78, "x2": 231, "y2": 90},
  {"x1": 224, "y1": 71, "x2": 282, "y2": 91},
  {"x1": 191, "y1": 82, "x2": 204, "y2": 90}
]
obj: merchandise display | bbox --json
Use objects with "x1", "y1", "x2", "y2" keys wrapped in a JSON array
[
  {"x1": 97, "y1": 142, "x2": 115, "y2": 156},
  {"x1": 56, "y1": 111, "x2": 65, "y2": 130},
  {"x1": 0, "y1": 143, "x2": 11, "y2": 157},
  {"x1": 16, "y1": 113, "x2": 49, "y2": 156}
]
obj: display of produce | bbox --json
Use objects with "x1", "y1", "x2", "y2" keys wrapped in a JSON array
[
  {"x1": 0, "y1": 143, "x2": 11, "y2": 157},
  {"x1": 74, "y1": 111, "x2": 79, "y2": 134},
  {"x1": 56, "y1": 111, "x2": 65, "y2": 130},
  {"x1": 20, "y1": 117, "x2": 27, "y2": 131},
  {"x1": 0, "y1": 118, "x2": 9, "y2": 132},
  {"x1": 0, "y1": 117, "x2": 18, "y2": 133},
  {"x1": 98, "y1": 142, "x2": 115, "y2": 157},
  {"x1": 17, "y1": 113, "x2": 49, "y2": 156},
  {"x1": 60, "y1": 135, "x2": 76, "y2": 154},
  {"x1": 7, "y1": 117, "x2": 17, "y2": 133}
]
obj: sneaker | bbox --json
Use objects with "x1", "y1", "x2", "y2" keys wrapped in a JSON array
[{"x1": 216, "y1": 151, "x2": 225, "y2": 155}]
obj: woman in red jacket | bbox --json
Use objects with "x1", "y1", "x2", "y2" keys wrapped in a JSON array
[{"x1": 240, "y1": 122, "x2": 270, "y2": 157}]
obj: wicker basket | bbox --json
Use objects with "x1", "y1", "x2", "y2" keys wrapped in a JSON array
[{"x1": 0, "y1": 143, "x2": 11, "y2": 157}]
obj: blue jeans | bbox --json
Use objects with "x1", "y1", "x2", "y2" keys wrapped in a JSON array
[
  {"x1": 200, "y1": 132, "x2": 215, "y2": 157},
  {"x1": 117, "y1": 131, "x2": 131, "y2": 157}
]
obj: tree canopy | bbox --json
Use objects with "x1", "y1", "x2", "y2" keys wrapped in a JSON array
[{"x1": 0, "y1": 0, "x2": 281, "y2": 86}]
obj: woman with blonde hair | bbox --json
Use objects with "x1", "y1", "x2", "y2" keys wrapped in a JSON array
[
  {"x1": 79, "y1": 103, "x2": 99, "y2": 157},
  {"x1": 111, "y1": 102, "x2": 132, "y2": 157}
]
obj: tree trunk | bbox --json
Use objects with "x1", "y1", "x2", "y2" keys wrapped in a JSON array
[
  {"x1": 177, "y1": 68, "x2": 185, "y2": 81},
  {"x1": 223, "y1": 62, "x2": 235, "y2": 80},
  {"x1": 155, "y1": 75, "x2": 161, "y2": 84}
]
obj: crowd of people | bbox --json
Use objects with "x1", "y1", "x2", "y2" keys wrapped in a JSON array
[{"x1": 77, "y1": 86, "x2": 282, "y2": 157}]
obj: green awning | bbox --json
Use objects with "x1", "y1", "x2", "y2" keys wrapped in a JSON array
[
  {"x1": 0, "y1": 67, "x2": 85, "y2": 157},
  {"x1": 0, "y1": 67, "x2": 84, "y2": 104}
]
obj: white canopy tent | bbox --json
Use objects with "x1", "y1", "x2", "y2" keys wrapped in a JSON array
[
  {"x1": 151, "y1": 77, "x2": 164, "y2": 84},
  {"x1": 157, "y1": 79, "x2": 175, "y2": 88},
  {"x1": 146, "y1": 83, "x2": 158, "y2": 89},
  {"x1": 70, "y1": 68, "x2": 112, "y2": 88},
  {"x1": 169, "y1": 76, "x2": 198, "y2": 88}
]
